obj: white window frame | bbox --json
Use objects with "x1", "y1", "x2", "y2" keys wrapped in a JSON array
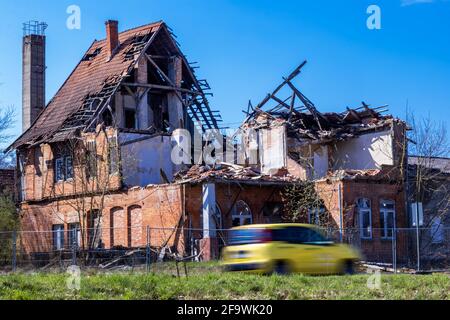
[
  {"x1": 53, "y1": 224, "x2": 65, "y2": 250},
  {"x1": 308, "y1": 207, "x2": 324, "y2": 225},
  {"x1": 232, "y1": 200, "x2": 253, "y2": 227},
  {"x1": 380, "y1": 200, "x2": 396, "y2": 239},
  {"x1": 357, "y1": 198, "x2": 372, "y2": 240}
]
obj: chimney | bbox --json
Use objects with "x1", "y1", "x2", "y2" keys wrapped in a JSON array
[
  {"x1": 22, "y1": 21, "x2": 47, "y2": 132},
  {"x1": 105, "y1": 20, "x2": 119, "y2": 59}
]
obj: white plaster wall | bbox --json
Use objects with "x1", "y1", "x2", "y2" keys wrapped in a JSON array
[
  {"x1": 332, "y1": 130, "x2": 394, "y2": 170},
  {"x1": 259, "y1": 125, "x2": 287, "y2": 174},
  {"x1": 120, "y1": 133, "x2": 173, "y2": 186},
  {"x1": 313, "y1": 145, "x2": 329, "y2": 179}
]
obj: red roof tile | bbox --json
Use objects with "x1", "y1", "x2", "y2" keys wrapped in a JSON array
[{"x1": 10, "y1": 21, "x2": 164, "y2": 150}]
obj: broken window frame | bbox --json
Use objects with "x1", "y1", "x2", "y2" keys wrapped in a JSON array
[
  {"x1": 380, "y1": 200, "x2": 396, "y2": 239},
  {"x1": 68, "y1": 223, "x2": 81, "y2": 248},
  {"x1": 55, "y1": 157, "x2": 65, "y2": 182},
  {"x1": 357, "y1": 198, "x2": 372, "y2": 240},
  {"x1": 232, "y1": 200, "x2": 253, "y2": 227},
  {"x1": 65, "y1": 156, "x2": 74, "y2": 180},
  {"x1": 124, "y1": 108, "x2": 137, "y2": 130}
]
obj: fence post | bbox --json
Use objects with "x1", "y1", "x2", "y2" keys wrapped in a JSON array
[
  {"x1": 415, "y1": 202, "x2": 421, "y2": 272},
  {"x1": 146, "y1": 226, "x2": 151, "y2": 273},
  {"x1": 338, "y1": 184, "x2": 343, "y2": 243},
  {"x1": 391, "y1": 230, "x2": 397, "y2": 273},
  {"x1": 12, "y1": 231, "x2": 17, "y2": 272}
]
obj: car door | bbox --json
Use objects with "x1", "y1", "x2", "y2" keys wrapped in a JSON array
[
  {"x1": 306, "y1": 228, "x2": 339, "y2": 273},
  {"x1": 271, "y1": 226, "x2": 318, "y2": 273}
]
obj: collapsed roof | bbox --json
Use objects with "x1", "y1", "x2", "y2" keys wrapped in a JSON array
[
  {"x1": 10, "y1": 21, "x2": 221, "y2": 151},
  {"x1": 175, "y1": 162, "x2": 299, "y2": 185},
  {"x1": 241, "y1": 61, "x2": 401, "y2": 144}
]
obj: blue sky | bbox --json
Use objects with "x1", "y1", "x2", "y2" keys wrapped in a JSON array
[{"x1": 0, "y1": 0, "x2": 449, "y2": 145}]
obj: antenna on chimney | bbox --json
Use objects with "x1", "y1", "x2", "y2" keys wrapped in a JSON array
[{"x1": 23, "y1": 21, "x2": 48, "y2": 36}]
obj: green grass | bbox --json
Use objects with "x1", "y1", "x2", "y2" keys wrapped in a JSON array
[{"x1": 0, "y1": 263, "x2": 449, "y2": 300}]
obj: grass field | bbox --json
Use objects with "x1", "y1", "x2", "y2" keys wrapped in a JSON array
[{"x1": 0, "y1": 263, "x2": 449, "y2": 300}]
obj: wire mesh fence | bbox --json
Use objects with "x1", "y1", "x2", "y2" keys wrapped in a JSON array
[{"x1": 0, "y1": 225, "x2": 449, "y2": 273}]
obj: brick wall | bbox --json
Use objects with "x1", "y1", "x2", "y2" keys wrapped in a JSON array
[{"x1": 19, "y1": 184, "x2": 185, "y2": 254}]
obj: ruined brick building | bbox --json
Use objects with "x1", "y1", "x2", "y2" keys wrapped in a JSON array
[{"x1": 8, "y1": 20, "x2": 410, "y2": 263}]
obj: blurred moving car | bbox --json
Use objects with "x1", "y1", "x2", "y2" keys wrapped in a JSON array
[{"x1": 222, "y1": 224, "x2": 362, "y2": 275}]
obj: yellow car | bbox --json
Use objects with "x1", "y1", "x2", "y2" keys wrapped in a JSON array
[{"x1": 222, "y1": 224, "x2": 362, "y2": 275}]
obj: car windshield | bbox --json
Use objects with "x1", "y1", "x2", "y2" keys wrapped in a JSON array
[{"x1": 228, "y1": 229, "x2": 271, "y2": 246}]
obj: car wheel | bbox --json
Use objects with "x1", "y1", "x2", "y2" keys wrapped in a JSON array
[
  {"x1": 342, "y1": 260, "x2": 355, "y2": 275},
  {"x1": 274, "y1": 261, "x2": 290, "y2": 275}
]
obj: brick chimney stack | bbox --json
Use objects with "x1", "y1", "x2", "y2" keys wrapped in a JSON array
[
  {"x1": 22, "y1": 21, "x2": 47, "y2": 132},
  {"x1": 105, "y1": 20, "x2": 119, "y2": 60}
]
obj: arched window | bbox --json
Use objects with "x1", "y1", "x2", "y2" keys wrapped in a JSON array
[
  {"x1": 128, "y1": 205, "x2": 143, "y2": 248},
  {"x1": 357, "y1": 198, "x2": 372, "y2": 239},
  {"x1": 110, "y1": 207, "x2": 125, "y2": 247},
  {"x1": 232, "y1": 200, "x2": 253, "y2": 227}
]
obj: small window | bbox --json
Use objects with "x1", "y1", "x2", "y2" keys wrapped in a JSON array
[
  {"x1": 431, "y1": 217, "x2": 444, "y2": 244},
  {"x1": 380, "y1": 200, "x2": 396, "y2": 239},
  {"x1": 66, "y1": 156, "x2": 74, "y2": 180},
  {"x1": 263, "y1": 202, "x2": 283, "y2": 217},
  {"x1": 68, "y1": 223, "x2": 81, "y2": 248},
  {"x1": 52, "y1": 224, "x2": 65, "y2": 250},
  {"x1": 55, "y1": 158, "x2": 65, "y2": 182},
  {"x1": 308, "y1": 207, "x2": 324, "y2": 225},
  {"x1": 358, "y1": 198, "x2": 372, "y2": 239},
  {"x1": 124, "y1": 109, "x2": 137, "y2": 129},
  {"x1": 232, "y1": 201, "x2": 253, "y2": 227}
]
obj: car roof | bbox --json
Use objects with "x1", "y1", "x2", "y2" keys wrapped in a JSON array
[{"x1": 231, "y1": 223, "x2": 318, "y2": 230}]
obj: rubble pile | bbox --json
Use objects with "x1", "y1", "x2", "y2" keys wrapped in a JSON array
[{"x1": 175, "y1": 162, "x2": 299, "y2": 184}]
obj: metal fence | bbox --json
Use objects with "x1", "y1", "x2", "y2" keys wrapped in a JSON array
[{"x1": 0, "y1": 226, "x2": 449, "y2": 273}]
